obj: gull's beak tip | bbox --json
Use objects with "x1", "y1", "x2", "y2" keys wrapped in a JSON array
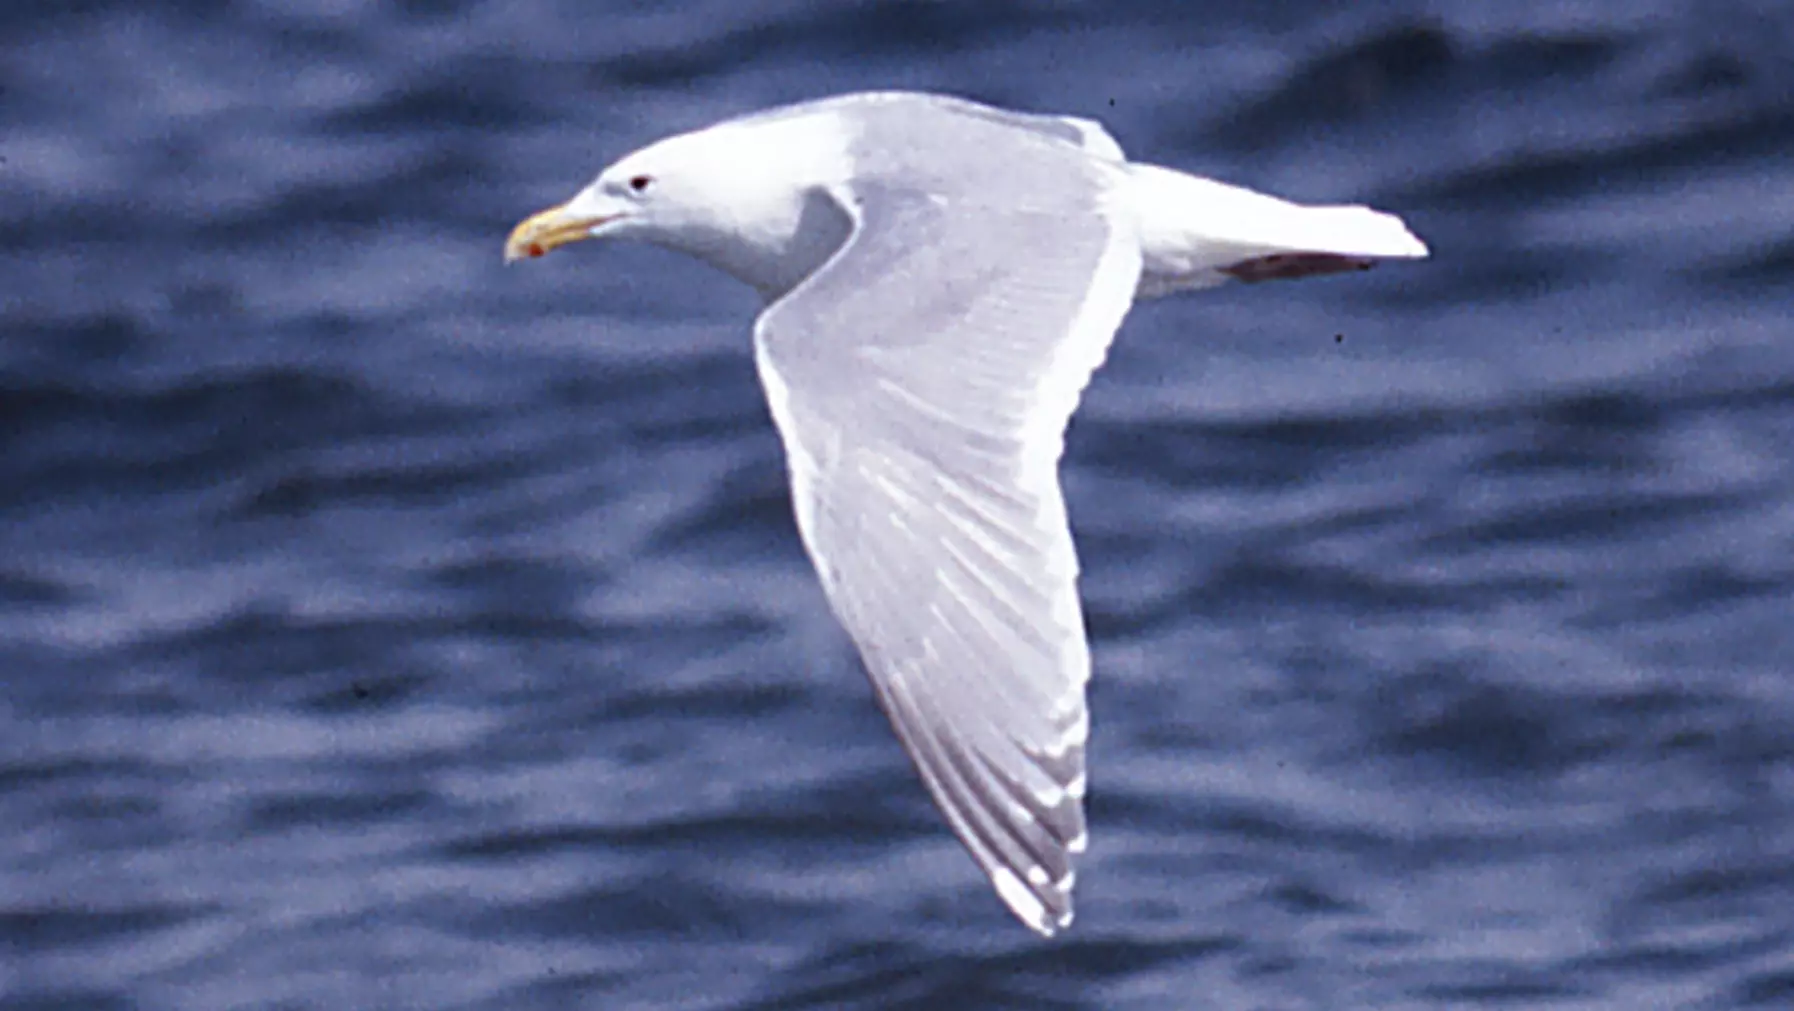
[
  {"x1": 504, "y1": 201, "x2": 596, "y2": 265},
  {"x1": 502, "y1": 218, "x2": 550, "y2": 265}
]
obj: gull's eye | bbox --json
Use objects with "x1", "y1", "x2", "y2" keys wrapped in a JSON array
[{"x1": 628, "y1": 174, "x2": 654, "y2": 194}]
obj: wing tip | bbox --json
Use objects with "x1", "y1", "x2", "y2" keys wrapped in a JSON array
[{"x1": 993, "y1": 863, "x2": 1078, "y2": 937}]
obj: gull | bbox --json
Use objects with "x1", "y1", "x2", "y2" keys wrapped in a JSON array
[{"x1": 505, "y1": 91, "x2": 1427, "y2": 935}]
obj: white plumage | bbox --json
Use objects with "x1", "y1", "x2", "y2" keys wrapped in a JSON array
[{"x1": 505, "y1": 91, "x2": 1427, "y2": 935}]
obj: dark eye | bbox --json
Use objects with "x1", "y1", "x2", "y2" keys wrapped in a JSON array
[{"x1": 628, "y1": 174, "x2": 654, "y2": 193}]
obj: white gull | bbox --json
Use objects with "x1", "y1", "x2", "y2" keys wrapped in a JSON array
[{"x1": 505, "y1": 91, "x2": 1427, "y2": 935}]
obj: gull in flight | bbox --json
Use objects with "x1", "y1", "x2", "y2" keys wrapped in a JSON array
[{"x1": 506, "y1": 91, "x2": 1427, "y2": 935}]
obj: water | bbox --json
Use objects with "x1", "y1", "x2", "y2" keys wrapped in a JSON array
[{"x1": 4, "y1": 2, "x2": 1792, "y2": 1008}]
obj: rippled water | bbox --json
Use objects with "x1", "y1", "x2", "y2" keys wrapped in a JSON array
[{"x1": 4, "y1": 2, "x2": 1793, "y2": 1008}]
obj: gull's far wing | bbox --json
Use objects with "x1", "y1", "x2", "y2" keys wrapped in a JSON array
[{"x1": 751, "y1": 105, "x2": 1142, "y2": 934}]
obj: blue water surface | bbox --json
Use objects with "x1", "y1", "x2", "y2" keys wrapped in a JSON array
[{"x1": 3, "y1": 2, "x2": 1792, "y2": 1008}]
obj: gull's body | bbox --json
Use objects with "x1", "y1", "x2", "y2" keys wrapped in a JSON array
[{"x1": 507, "y1": 91, "x2": 1426, "y2": 935}]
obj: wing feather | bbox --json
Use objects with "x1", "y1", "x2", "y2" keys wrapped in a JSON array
[{"x1": 751, "y1": 102, "x2": 1141, "y2": 933}]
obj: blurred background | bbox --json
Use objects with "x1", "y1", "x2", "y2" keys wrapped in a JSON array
[{"x1": 4, "y1": 1, "x2": 1792, "y2": 1008}]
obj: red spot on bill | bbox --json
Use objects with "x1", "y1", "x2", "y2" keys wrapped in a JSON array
[{"x1": 526, "y1": 242, "x2": 545, "y2": 259}]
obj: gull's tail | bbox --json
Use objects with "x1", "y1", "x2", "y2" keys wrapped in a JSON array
[{"x1": 1123, "y1": 163, "x2": 1428, "y2": 298}]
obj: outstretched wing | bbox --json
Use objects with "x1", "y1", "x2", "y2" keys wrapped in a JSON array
[{"x1": 751, "y1": 107, "x2": 1141, "y2": 934}]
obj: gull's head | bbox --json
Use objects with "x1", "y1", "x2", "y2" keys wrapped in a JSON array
[
  {"x1": 503, "y1": 139, "x2": 704, "y2": 263},
  {"x1": 504, "y1": 116, "x2": 856, "y2": 297}
]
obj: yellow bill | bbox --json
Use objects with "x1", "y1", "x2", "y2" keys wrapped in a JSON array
[{"x1": 503, "y1": 202, "x2": 615, "y2": 263}]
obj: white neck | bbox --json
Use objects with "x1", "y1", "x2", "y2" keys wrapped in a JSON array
[
  {"x1": 631, "y1": 116, "x2": 859, "y2": 302},
  {"x1": 668, "y1": 185, "x2": 854, "y2": 301}
]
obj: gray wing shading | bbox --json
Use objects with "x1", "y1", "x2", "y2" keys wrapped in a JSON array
[
  {"x1": 931, "y1": 97, "x2": 1125, "y2": 162},
  {"x1": 741, "y1": 92, "x2": 1126, "y2": 163},
  {"x1": 751, "y1": 103, "x2": 1142, "y2": 934}
]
